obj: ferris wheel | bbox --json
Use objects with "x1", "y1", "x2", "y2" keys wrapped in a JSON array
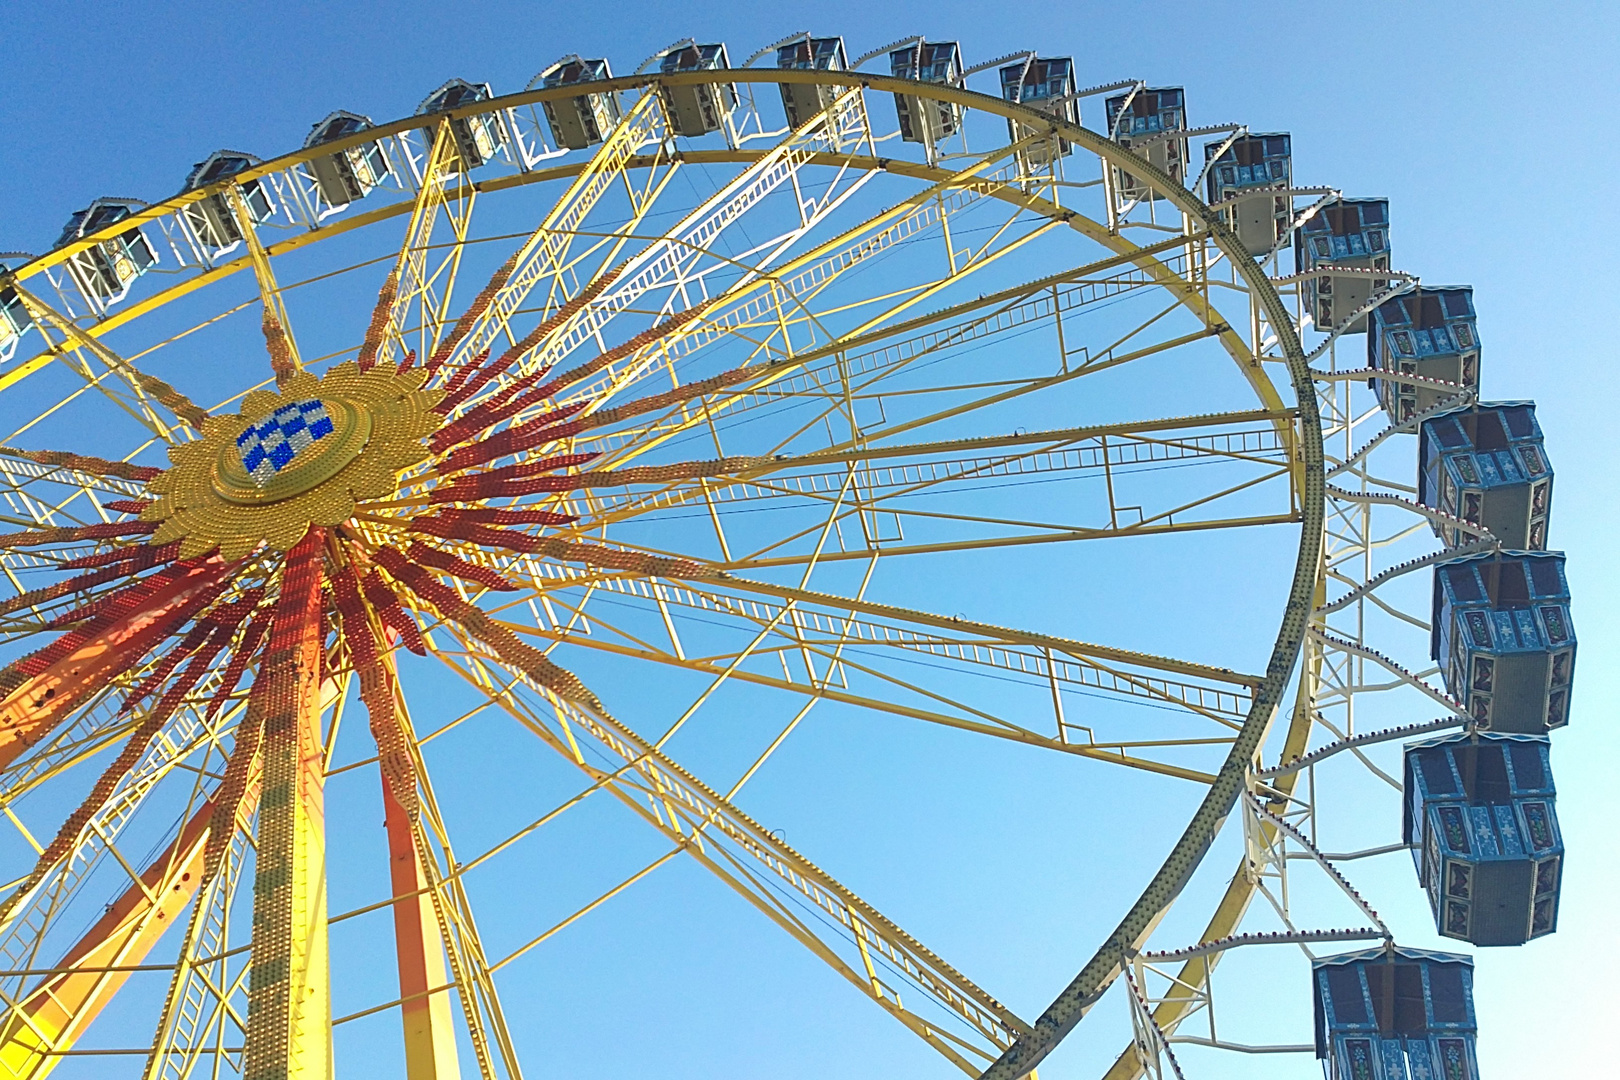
[{"x1": 0, "y1": 29, "x2": 1570, "y2": 1080}]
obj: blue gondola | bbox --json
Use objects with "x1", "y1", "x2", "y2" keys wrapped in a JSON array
[
  {"x1": 1000, "y1": 56, "x2": 1077, "y2": 170},
  {"x1": 539, "y1": 57, "x2": 621, "y2": 150},
  {"x1": 1420, "y1": 401, "x2": 1552, "y2": 551},
  {"x1": 1433, "y1": 550, "x2": 1575, "y2": 733},
  {"x1": 416, "y1": 80, "x2": 506, "y2": 170},
  {"x1": 1368, "y1": 286, "x2": 1480, "y2": 422},
  {"x1": 1294, "y1": 197, "x2": 1390, "y2": 334},
  {"x1": 890, "y1": 40, "x2": 963, "y2": 149},
  {"x1": 1104, "y1": 86, "x2": 1187, "y2": 199},
  {"x1": 55, "y1": 199, "x2": 158, "y2": 303},
  {"x1": 658, "y1": 43, "x2": 736, "y2": 138},
  {"x1": 1313, "y1": 947, "x2": 1478, "y2": 1080},
  {"x1": 304, "y1": 112, "x2": 389, "y2": 207},
  {"x1": 0, "y1": 284, "x2": 32, "y2": 362},
  {"x1": 1204, "y1": 133, "x2": 1291, "y2": 255},
  {"x1": 181, "y1": 153, "x2": 273, "y2": 251},
  {"x1": 1405, "y1": 731, "x2": 1562, "y2": 946},
  {"x1": 776, "y1": 36, "x2": 848, "y2": 130}
]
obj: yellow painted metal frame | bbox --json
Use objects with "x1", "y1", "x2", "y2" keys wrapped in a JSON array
[{"x1": 0, "y1": 70, "x2": 1324, "y2": 1079}]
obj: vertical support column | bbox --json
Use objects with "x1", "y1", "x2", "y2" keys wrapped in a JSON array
[
  {"x1": 242, "y1": 527, "x2": 331, "y2": 1080},
  {"x1": 376, "y1": 656, "x2": 460, "y2": 1080},
  {"x1": 384, "y1": 785, "x2": 460, "y2": 1078}
]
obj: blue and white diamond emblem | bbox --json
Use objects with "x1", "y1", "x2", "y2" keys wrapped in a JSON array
[{"x1": 235, "y1": 399, "x2": 336, "y2": 486}]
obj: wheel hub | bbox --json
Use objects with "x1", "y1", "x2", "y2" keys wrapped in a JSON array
[{"x1": 142, "y1": 363, "x2": 443, "y2": 559}]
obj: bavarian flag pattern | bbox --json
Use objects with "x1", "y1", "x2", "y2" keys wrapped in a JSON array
[{"x1": 236, "y1": 399, "x2": 336, "y2": 486}]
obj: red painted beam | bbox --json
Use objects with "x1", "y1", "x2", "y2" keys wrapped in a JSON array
[{"x1": 0, "y1": 558, "x2": 234, "y2": 768}]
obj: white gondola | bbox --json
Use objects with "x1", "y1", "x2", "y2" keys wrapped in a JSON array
[
  {"x1": 535, "y1": 57, "x2": 621, "y2": 150},
  {"x1": 56, "y1": 198, "x2": 158, "y2": 303},
  {"x1": 183, "y1": 152, "x2": 272, "y2": 251},
  {"x1": 304, "y1": 111, "x2": 390, "y2": 208},
  {"x1": 416, "y1": 79, "x2": 506, "y2": 170}
]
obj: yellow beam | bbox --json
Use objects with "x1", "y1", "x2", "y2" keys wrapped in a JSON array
[
  {"x1": 373, "y1": 121, "x2": 467, "y2": 372},
  {"x1": 434, "y1": 642, "x2": 1027, "y2": 1072},
  {"x1": 747, "y1": 409, "x2": 1296, "y2": 474},
  {"x1": 382, "y1": 769, "x2": 460, "y2": 1079},
  {"x1": 441, "y1": 90, "x2": 668, "y2": 378},
  {"x1": 718, "y1": 510, "x2": 1300, "y2": 571},
  {"x1": 1098, "y1": 552, "x2": 1331, "y2": 1080},
  {"x1": 0, "y1": 668, "x2": 360, "y2": 1077},
  {"x1": 1, "y1": 278, "x2": 206, "y2": 432},
  {"x1": 0, "y1": 801, "x2": 213, "y2": 1078},
  {"x1": 498, "y1": 617, "x2": 1217, "y2": 785},
  {"x1": 711, "y1": 577, "x2": 1260, "y2": 687},
  {"x1": 227, "y1": 185, "x2": 303, "y2": 385},
  {"x1": 142, "y1": 676, "x2": 345, "y2": 1079},
  {"x1": 370, "y1": 650, "x2": 460, "y2": 1080},
  {"x1": 574, "y1": 132, "x2": 1042, "y2": 419}
]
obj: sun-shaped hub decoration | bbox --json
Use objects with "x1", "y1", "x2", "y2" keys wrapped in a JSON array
[
  {"x1": 0, "y1": 262, "x2": 750, "y2": 785},
  {"x1": 141, "y1": 364, "x2": 442, "y2": 559},
  {"x1": 0, "y1": 257, "x2": 768, "y2": 1073}
]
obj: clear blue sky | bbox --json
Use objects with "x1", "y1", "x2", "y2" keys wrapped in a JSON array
[{"x1": 2, "y1": 1, "x2": 1616, "y2": 1077}]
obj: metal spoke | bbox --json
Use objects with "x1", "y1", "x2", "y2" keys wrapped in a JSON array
[
  {"x1": 372, "y1": 120, "x2": 479, "y2": 372},
  {"x1": 462, "y1": 591, "x2": 1228, "y2": 784},
  {"x1": 2, "y1": 278, "x2": 206, "y2": 442},
  {"x1": 228, "y1": 184, "x2": 304, "y2": 386},
  {"x1": 427, "y1": 628, "x2": 1032, "y2": 1072}
]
